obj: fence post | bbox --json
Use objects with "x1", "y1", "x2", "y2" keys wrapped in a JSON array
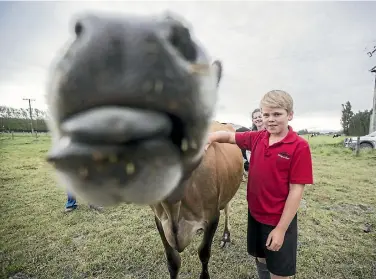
[{"x1": 355, "y1": 136, "x2": 360, "y2": 157}]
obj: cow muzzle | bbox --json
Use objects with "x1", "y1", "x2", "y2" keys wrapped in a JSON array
[
  {"x1": 45, "y1": 11, "x2": 220, "y2": 206},
  {"x1": 47, "y1": 106, "x2": 189, "y2": 205}
]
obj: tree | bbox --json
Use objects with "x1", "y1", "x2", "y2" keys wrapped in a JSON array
[
  {"x1": 297, "y1": 129, "x2": 309, "y2": 135},
  {"x1": 340, "y1": 101, "x2": 354, "y2": 135},
  {"x1": 20, "y1": 108, "x2": 28, "y2": 119},
  {"x1": 0, "y1": 105, "x2": 48, "y2": 132},
  {"x1": 348, "y1": 109, "x2": 373, "y2": 136}
]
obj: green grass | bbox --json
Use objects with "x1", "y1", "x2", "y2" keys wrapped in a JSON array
[{"x1": 1, "y1": 135, "x2": 375, "y2": 279}]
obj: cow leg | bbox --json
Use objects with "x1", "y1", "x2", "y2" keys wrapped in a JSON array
[
  {"x1": 198, "y1": 214, "x2": 220, "y2": 279},
  {"x1": 220, "y1": 203, "x2": 231, "y2": 248},
  {"x1": 155, "y1": 216, "x2": 181, "y2": 279}
]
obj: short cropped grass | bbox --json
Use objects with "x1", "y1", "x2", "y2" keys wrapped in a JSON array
[{"x1": 1, "y1": 134, "x2": 375, "y2": 279}]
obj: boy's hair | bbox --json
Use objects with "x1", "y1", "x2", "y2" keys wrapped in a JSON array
[{"x1": 260, "y1": 90, "x2": 294, "y2": 113}]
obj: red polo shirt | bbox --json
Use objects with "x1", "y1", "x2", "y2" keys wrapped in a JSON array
[{"x1": 235, "y1": 126, "x2": 313, "y2": 226}]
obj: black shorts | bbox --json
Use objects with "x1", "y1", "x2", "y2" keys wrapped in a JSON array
[{"x1": 247, "y1": 210, "x2": 298, "y2": 277}]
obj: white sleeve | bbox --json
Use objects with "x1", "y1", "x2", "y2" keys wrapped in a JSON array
[{"x1": 246, "y1": 150, "x2": 251, "y2": 162}]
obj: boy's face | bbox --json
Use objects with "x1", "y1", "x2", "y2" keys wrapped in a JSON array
[{"x1": 261, "y1": 106, "x2": 293, "y2": 136}]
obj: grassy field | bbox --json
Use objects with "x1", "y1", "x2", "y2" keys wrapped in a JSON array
[{"x1": 1, "y1": 133, "x2": 375, "y2": 279}]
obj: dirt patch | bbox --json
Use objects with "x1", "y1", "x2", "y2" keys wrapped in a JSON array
[
  {"x1": 72, "y1": 235, "x2": 85, "y2": 245},
  {"x1": 300, "y1": 199, "x2": 307, "y2": 210},
  {"x1": 0, "y1": 176, "x2": 16, "y2": 183},
  {"x1": 329, "y1": 203, "x2": 375, "y2": 215},
  {"x1": 16, "y1": 165, "x2": 38, "y2": 170}
]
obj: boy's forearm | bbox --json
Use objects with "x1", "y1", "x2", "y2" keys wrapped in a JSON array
[
  {"x1": 276, "y1": 184, "x2": 305, "y2": 231},
  {"x1": 208, "y1": 131, "x2": 236, "y2": 144}
]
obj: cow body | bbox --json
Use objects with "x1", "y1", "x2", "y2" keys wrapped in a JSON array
[{"x1": 151, "y1": 121, "x2": 243, "y2": 278}]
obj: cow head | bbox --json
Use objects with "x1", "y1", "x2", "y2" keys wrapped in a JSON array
[{"x1": 45, "y1": 11, "x2": 222, "y2": 206}]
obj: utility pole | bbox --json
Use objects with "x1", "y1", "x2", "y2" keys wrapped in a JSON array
[
  {"x1": 370, "y1": 66, "x2": 376, "y2": 133},
  {"x1": 23, "y1": 98, "x2": 35, "y2": 135}
]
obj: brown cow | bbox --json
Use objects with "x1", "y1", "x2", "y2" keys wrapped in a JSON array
[
  {"x1": 151, "y1": 121, "x2": 243, "y2": 278},
  {"x1": 45, "y1": 11, "x2": 243, "y2": 279}
]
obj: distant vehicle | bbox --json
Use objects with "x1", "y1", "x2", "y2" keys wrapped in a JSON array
[{"x1": 344, "y1": 131, "x2": 376, "y2": 149}]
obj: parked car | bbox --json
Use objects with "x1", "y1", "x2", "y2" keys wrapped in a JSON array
[{"x1": 344, "y1": 131, "x2": 376, "y2": 149}]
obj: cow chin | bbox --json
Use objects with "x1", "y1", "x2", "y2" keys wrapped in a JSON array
[
  {"x1": 49, "y1": 140, "x2": 183, "y2": 206},
  {"x1": 53, "y1": 150, "x2": 183, "y2": 206}
]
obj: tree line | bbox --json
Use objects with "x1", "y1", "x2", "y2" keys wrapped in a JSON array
[
  {"x1": 1, "y1": 102, "x2": 373, "y2": 136},
  {"x1": 341, "y1": 101, "x2": 373, "y2": 136},
  {"x1": 0, "y1": 106, "x2": 48, "y2": 132}
]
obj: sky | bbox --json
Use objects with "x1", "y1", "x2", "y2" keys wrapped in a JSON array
[{"x1": 0, "y1": 1, "x2": 375, "y2": 131}]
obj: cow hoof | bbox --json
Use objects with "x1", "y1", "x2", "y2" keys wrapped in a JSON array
[
  {"x1": 220, "y1": 240, "x2": 231, "y2": 249},
  {"x1": 221, "y1": 239, "x2": 231, "y2": 249},
  {"x1": 220, "y1": 233, "x2": 231, "y2": 248}
]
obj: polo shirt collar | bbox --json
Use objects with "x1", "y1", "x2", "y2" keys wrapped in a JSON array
[
  {"x1": 263, "y1": 126, "x2": 298, "y2": 145},
  {"x1": 282, "y1": 126, "x2": 298, "y2": 143}
]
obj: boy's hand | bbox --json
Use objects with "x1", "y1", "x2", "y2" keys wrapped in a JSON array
[
  {"x1": 266, "y1": 227, "x2": 286, "y2": 252},
  {"x1": 204, "y1": 131, "x2": 236, "y2": 151}
]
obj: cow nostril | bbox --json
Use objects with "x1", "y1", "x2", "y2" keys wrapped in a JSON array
[
  {"x1": 168, "y1": 25, "x2": 197, "y2": 62},
  {"x1": 75, "y1": 21, "x2": 83, "y2": 37}
]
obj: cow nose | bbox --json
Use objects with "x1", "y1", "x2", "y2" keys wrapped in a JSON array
[
  {"x1": 70, "y1": 14, "x2": 198, "y2": 64},
  {"x1": 54, "y1": 14, "x2": 202, "y2": 122},
  {"x1": 166, "y1": 21, "x2": 197, "y2": 62},
  {"x1": 74, "y1": 20, "x2": 83, "y2": 37}
]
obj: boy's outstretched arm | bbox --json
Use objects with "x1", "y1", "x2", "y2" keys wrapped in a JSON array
[{"x1": 205, "y1": 131, "x2": 236, "y2": 150}]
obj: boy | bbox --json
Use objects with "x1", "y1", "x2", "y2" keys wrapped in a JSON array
[{"x1": 206, "y1": 90, "x2": 313, "y2": 279}]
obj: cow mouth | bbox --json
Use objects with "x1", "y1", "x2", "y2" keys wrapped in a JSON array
[{"x1": 46, "y1": 106, "x2": 188, "y2": 205}]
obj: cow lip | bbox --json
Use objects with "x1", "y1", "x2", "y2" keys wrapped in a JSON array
[
  {"x1": 45, "y1": 106, "x2": 188, "y2": 205},
  {"x1": 46, "y1": 136, "x2": 179, "y2": 175},
  {"x1": 46, "y1": 136, "x2": 184, "y2": 205},
  {"x1": 46, "y1": 106, "x2": 187, "y2": 165}
]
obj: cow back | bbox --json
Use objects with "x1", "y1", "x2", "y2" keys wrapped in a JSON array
[{"x1": 182, "y1": 121, "x2": 243, "y2": 213}]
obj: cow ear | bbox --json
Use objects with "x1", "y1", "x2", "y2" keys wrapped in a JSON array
[{"x1": 212, "y1": 60, "x2": 223, "y2": 87}]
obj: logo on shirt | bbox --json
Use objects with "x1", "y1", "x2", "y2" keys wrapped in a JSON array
[{"x1": 277, "y1": 152, "x2": 291, "y2": 160}]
